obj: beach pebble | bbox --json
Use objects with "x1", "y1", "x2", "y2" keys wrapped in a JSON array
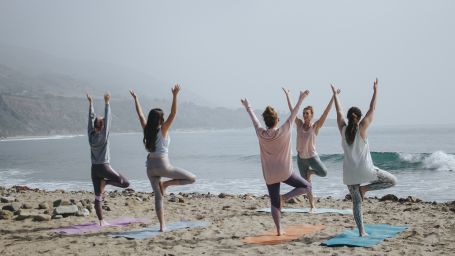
[
  {"x1": 406, "y1": 196, "x2": 422, "y2": 203},
  {"x1": 0, "y1": 210, "x2": 14, "y2": 220},
  {"x1": 2, "y1": 203, "x2": 21, "y2": 212},
  {"x1": 52, "y1": 215, "x2": 63, "y2": 220},
  {"x1": 15, "y1": 213, "x2": 33, "y2": 221},
  {"x1": 222, "y1": 205, "x2": 231, "y2": 210},
  {"x1": 379, "y1": 194, "x2": 399, "y2": 202},
  {"x1": 12, "y1": 185, "x2": 31, "y2": 192},
  {"x1": 53, "y1": 199, "x2": 62, "y2": 207},
  {"x1": 54, "y1": 205, "x2": 78, "y2": 215},
  {"x1": 0, "y1": 196, "x2": 15, "y2": 203},
  {"x1": 33, "y1": 214, "x2": 51, "y2": 222},
  {"x1": 77, "y1": 208, "x2": 90, "y2": 217},
  {"x1": 21, "y1": 203, "x2": 33, "y2": 209},
  {"x1": 39, "y1": 202, "x2": 49, "y2": 210}
]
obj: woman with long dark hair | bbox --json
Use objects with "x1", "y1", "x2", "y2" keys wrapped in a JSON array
[
  {"x1": 130, "y1": 85, "x2": 196, "y2": 232},
  {"x1": 332, "y1": 79, "x2": 397, "y2": 236},
  {"x1": 241, "y1": 90, "x2": 312, "y2": 236}
]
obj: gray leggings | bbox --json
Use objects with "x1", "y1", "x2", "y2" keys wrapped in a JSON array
[
  {"x1": 297, "y1": 154, "x2": 328, "y2": 178},
  {"x1": 146, "y1": 156, "x2": 196, "y2": 211},
  {"x1": 348, "y1": 169, "x2": 397, "y2": 235}
]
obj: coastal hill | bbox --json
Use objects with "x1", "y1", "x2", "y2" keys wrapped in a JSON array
[{"x1": 0, "y1": 45, "x2": 336, "y2": 137}]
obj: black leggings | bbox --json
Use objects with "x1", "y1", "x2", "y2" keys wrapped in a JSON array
[{"x1": 91, "y1": 164, "x2": 130, "y2": 220}]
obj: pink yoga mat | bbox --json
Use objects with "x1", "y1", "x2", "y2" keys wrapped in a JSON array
[{"x1": 53, "y1": 217, "x2": 150, "y2": 235}]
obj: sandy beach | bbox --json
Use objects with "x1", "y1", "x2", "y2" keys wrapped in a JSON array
[{"x1": 0, "y1": 186, "x2": 454, "y2": 256}]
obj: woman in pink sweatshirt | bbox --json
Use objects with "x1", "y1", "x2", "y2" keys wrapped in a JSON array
[{"x1": 241, "y1": 90, "x2": 312, "y2": 236}]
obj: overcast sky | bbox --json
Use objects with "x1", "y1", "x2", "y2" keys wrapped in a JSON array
[{"x1": 0, "y1": 0, "x2": 453, "y2": 125}]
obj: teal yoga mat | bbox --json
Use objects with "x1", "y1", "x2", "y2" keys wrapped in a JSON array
[
  {"x1": 322, "y1": 224, "x2": 407, "y2": 247},
  {"x1": 109, "y1": 220, "x2": 210, "y2": 240},
  {"x1": 257, "y1": 208, "x2": 353, "y2": 215}
]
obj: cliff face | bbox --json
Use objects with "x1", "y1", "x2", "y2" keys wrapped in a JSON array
[
  {"x1": 0, "y1": 62, "x2": 252, "y2": 137},
  {"x1": 0, "y1": 93, "x2": 255, "y2": 137}
]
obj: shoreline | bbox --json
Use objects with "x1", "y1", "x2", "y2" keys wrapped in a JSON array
[{"x1": 1, "y1": 185, "x2": 454, "y2": 255}]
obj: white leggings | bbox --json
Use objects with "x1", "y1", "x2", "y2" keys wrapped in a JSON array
[{"x1": 146, "y1": 156, "x2": 196, "y2": 211}]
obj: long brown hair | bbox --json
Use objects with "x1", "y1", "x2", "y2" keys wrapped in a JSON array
[
  {"x1": 345, "y1": 107, "x2": 362, "y2": 145},
  {"x1": 143, "y1": 108, "x2": 164, "y2": 152},
  {"x1": 262, "y1": 106, "x2": 278, "y2": 129}
]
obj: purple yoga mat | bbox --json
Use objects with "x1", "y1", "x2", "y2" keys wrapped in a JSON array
[{"x1": 53, "y1": 217, "x2": 150, "y2": 235}]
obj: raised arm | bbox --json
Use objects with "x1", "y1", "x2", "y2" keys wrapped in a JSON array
[
  {"x1": 87, "y1": 94, "x2": 95, "y2": 134},
  {"x1": 129, "y1": 90, "x2": 147, "y2": 129},
  {"x1": 283, "y1": 87, "x2": 303, "y2": 126},
  {"x1": 314, "y1": 89, "x2": 340, "y2": 134},
  {"x1": 360, "y1": 78, "x2": 378, "y2": 135},
  {"x1": 103, "y1": 92, "x2": 111, "y2": 134},
  {"x1": 241, "y1": 98, "x2": 261, "y2": 130},
  {"x1": 161, "y1": 84, "x2": 180, "y2": 137},
  {"x1": 288, "y1": 90, "x2": 309, "y2": 124},
  {"x1": 282, "y1": 87, "x2": 294, "y2": 112},
  {"x1": 331, "y1": 84, "x2": 345, "y2": 133}
]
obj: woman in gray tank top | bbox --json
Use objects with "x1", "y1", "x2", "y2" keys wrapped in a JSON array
[{"x1": 130, "y1": 85, "x2": 196, "y2": 232}]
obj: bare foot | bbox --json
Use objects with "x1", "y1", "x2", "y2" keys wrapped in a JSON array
[
  {"x1": 280, "y1": 195, "x2": 286, "y2": 209},
  {"x1": 277, "y1": 230, "x2": 286, "y2": 236},
  {"x1": 99, "y1": 219, "x2": 110, "y2": 227},
  {"x1": 359, "y1": 186, "x2": 368, "y2": 200},
  {"x1": 159, "y1": 225, "x2": 167, "y2": 232},
  {"x1": 359, "y1": 231, "x2": 369, "y2": 237},
  {"x1": 159, "y1": 181, "x2": 166, "y2": 196},
  {"x1": 305, "y1": 170, "x2": 314, "y2": 182},
  {"x1": 309, "y1": 207, "x2": 317, "y2": 213}
]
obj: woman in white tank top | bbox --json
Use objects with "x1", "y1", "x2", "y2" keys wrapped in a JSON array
[
  {"x1": 282, "y1": 87, "x2": 338, "y2": 211},
  {"x1": 332, "y1": 79, "x2": 396, "y2": 237}
]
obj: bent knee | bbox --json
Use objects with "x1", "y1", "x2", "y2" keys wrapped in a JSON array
[
  {"x1": 305, "y1": 182, "x2": 313, "y2": 192},
  {"x1": 318, "y1": 171, "x2": 327, "y2": 177},
  {"x1": 188, "y1": 175, "x2": 196, "y2": 184},
  {"x1": 389, "y1": 176, "x2": 398, "y2": 187},
  {"x1": 122, "y1": 179, "x2": 131, "y2": 188}
]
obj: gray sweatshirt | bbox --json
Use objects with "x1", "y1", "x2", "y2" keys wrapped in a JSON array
[{"x1": 88, "y1": 103, "x2": 111, "y2": 164}]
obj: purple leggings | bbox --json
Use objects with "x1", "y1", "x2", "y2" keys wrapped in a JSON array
[
  {"x1": 266, "y1": 172, "x2": 312, "y2": 234},
  {"x1": 91, "y1": 164, "x2": 130, "y2": 220},
  {"x1": 266, "y1": 171, "x2": 312, "y2": 209}
]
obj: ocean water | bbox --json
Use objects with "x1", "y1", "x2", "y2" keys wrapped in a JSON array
[{"x1": 0, "y1": 125, "x2": 454, "y2": 202}]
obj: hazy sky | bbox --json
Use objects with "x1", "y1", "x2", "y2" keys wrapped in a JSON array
[{"x1": 0, "y1": 0, "x2": 454, "y2": 125}]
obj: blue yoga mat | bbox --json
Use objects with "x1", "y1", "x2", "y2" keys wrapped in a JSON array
[
  {"x1": 322, "y1": 224, "x2": 407, "y2": 247},
  {"x1": 109, "y1": 220, "x2": 210, "y2": 240},
  {"x1": 257, "y1": 208, "x2": 353, "y2": 215}
]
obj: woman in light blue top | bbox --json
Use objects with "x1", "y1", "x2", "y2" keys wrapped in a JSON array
[
  {"x1": 130, "y1": 85, "x2": 196, "y2": 232},
  {"x1": 332, "y1": 79, "x2": 397, "y2": 237}
]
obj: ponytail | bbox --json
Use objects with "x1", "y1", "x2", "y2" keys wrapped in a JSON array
[{"x1": 345, "y1": 107, "x2": 362, "y2": 145}]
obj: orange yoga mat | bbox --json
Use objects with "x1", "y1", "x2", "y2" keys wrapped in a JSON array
[{"x1": 242, "y1": 224, "x2": 325, "y2": 245}]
